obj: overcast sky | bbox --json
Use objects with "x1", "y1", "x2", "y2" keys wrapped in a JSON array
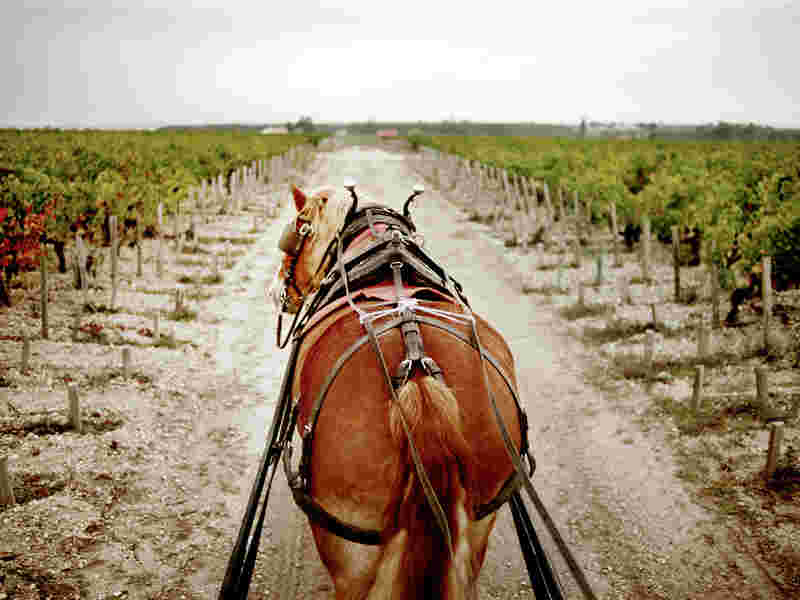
[{"x1": 2, "y1": 0, "x2": 799, "y2": 128}]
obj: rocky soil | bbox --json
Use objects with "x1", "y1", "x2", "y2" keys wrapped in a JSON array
[{"x1": 0, "y1": 144, "x2": 797, "y2": 599}]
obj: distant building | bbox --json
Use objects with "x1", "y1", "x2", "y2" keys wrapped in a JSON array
[
  {"x1": 376, "y1": 129, "x2": 399, "y2": 139},
  {"x1": 261, "y1": 126, "x2": 289, "y2": 135},
  {"x1": 335, "y1": 128, "x2": 349, "y2": 137}
]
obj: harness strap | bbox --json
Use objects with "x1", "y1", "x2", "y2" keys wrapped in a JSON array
[
  {"x1": 362, "y1": 318, "x2": 455, "y2": 559},
  {"x1": 460, "y1": 307, "x2": 596, "y2": 600},
  {"x1": 365, "y1": 208, "x2": 379, "y2": 239}
]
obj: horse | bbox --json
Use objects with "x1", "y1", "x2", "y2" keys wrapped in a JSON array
[{"x1": 266, "y1": 184, "x2": 531, "y2": 599}]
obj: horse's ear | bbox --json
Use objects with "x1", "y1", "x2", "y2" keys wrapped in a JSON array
[{"x1": 292, "y1": 185, "x2": 307, "y2": 212}]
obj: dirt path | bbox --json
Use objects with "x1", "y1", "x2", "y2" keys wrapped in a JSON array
[
  {"x1": 218, "y1": 146, "x2": 705, "y2": 599},
  {"x1": 1, "y1": 146, "x2": 783, "y2": 599}
]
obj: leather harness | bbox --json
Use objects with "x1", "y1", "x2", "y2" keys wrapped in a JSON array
[{"x1": 278, "y1": 204, "x2": 533, "y2": 546}]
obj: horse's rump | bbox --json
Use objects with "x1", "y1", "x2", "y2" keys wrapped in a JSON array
[{"x1": 294, "y1": 299, "x2": 523, "y2": 539}]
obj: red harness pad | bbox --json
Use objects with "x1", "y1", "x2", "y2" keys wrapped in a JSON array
[{"x1": 303, "y1": 283, "x2": 453, "y2": 332}]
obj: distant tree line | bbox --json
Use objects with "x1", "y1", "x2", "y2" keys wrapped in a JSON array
[
  {"x1": 651, "y1": 121, "x2": 800, "y2": 142},
  {"x1": 157, "y1": 119, "x2": 800, "y2": 142}
]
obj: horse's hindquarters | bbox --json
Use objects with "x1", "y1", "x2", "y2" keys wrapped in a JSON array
[{"x1": 295, "y1": 305, "x2": 522, "y2": 598}]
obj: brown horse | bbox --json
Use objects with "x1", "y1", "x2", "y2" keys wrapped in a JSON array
[{"x1": 269, "y1": 185, "x2": 527, "y2": 599}]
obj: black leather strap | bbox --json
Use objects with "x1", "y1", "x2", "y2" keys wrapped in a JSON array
[{"x1": 290, "y1": 487, "x2": 383, "y2": 545}]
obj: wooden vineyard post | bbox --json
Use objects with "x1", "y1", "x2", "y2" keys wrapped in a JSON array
[
  {"x1": 122, "y1": 347, "x2": 131, "y2": 378},
  {"x1": 697, "y1": 323, "x2": 710, "y2": 362},
  {"x1": 650, "y1": 303, "x2": 658, "y2": 330},
  {"x1": 136, "y1": 213, "x2": 143, "y2": 277},
  {"x1": 691, "y1": 365, "x2": 704, "y2": 415},
  {"x1": 643, "y1": 330, "x2": 656, "y2": 379},
  {"x1": 68, "y1": 385, "x2": 82, "y2": 433},
  {"x1": 585, "y1": 195, "x2": 592, "y2": 229},
  {"x1": 595, "y1": 254, "x2": 604, "y2": 286},
  {"x1": 40, "y1": 249, "x2": 48, "y2": 339},
  {"x1": 504, "y1": 172, "x2": 518, "y2": 246},
  {"x1": 21, "y1": 331, "x2": 30, "y2": 371},
  {"x1": 75, "y1": 235, "x2": 89, "y2": 307},
  {"x1": 573, "y1": 235, "x2": 582, "y2": 270},
  {"x1": 671, "y1": 226, "x2": 681, "y2": 302},
  {"x1": 110, "y1": 215, "x2": 118, "y2": 310},
  {"x1": 710, "y1": 240, "x2": 720, "y2": 328},
  {"x1": 610, "y1": 201, "x2": 621, "y2": 268},
  {"x1": 212, "y1": 252, "x2": 220, "y2": 280},
  {"x1": 474, "y1": 166, "x2": 486, "y2": 222},
  {"x1": 153, "y1": 313, "x2": 160, "y2": 343},
  {"x1": 0, "y1": 455, "x2": 15, "y2": 506},
  {"x1": 189, "y1": 215, "x2": 196, "y2": 248},
  {"x1": 156, "y1": 203, "x2": 164, "y2": 278},
  {"x1": 765, "y1": 422, "x2": 784, "y2": 480},
  {"x1": 762, "y1": 256, "x2": 772, "y2": 353},
  {"x1": 176, "y1": 197, "x2": 182, "y2": 242},
  {"x1": 641, "y1": 216, "x2": 651, "y2": 282},
  {"x1": 618, "y1": 276, "x2": 631, "y2": 305},
  {"x1": 755, "y1": 367, "x2": 768, "y2": 411},
  {"x1": 543, "y1": 181, "x2": 554, "y2": 231},
  {"x1": 573, "y1": 190, "x2": 582, "y2": 269},
  {"x1": 174, "y1": 287, "x2": 184, "y2": 314}
]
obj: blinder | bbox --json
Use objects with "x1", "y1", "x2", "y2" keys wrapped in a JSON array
[{"x1": 278, "y1": 220, "x2": 312, "y2": 256}]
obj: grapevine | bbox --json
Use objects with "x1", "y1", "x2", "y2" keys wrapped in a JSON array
[
  {"x1": 413, "y1": 134, "x2": 800, "y2": 288},
  {"x1": 0, "y1": 128, "x2": 312, "y2": 305}
]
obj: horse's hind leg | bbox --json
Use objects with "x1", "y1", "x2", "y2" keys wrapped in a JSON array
[{"x1": 309, "y1": 523, "x2": 385, "y2": 599}]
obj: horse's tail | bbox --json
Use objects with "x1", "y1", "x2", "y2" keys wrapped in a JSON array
[{"x1": 386, "y1": 375, "x2": 476, "y2": 598}]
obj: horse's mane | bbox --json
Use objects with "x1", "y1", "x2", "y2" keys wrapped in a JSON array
[{"x1": 297, "y1": 186, "x2": 352, "y2": 289}]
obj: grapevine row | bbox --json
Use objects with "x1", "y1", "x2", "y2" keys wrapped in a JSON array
[
  {"x1": 410, "y1": 134, "x2": 800, "y2": 288},
  {"x1": 0, "y1": 128, "x2": 316, "y2": 304}
]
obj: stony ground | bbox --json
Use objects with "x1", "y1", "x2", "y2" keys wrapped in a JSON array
[{"x1": 0, "y1": 144, "x2": 798, "y2": 599}]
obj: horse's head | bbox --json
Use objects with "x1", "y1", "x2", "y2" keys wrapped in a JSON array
[{"x1": 269, "y1": 184, "x2": 350, "y2": 313}]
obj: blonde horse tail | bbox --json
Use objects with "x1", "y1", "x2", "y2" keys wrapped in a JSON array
[{"x1": 386, "y1": 375, "x2": 476, "y2": 598}]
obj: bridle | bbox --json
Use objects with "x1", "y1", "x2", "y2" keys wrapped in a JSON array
[
  {"x1": 276, "y1": 218, "x2": 314, "y2": 348},
  {"x1": 278, "y1": 218, "x2": 313, "y2": 305},
  {"x1": 274, "y1": 184, "x2": 424, "y2": 349}
]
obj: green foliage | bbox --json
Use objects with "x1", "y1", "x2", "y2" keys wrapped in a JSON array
[
  {"x1": 419, "y1": 135, "x2": 800, "y2": 281},
  {"x1": 0, "y1": 128, "x2": 309, "y2": 294}
]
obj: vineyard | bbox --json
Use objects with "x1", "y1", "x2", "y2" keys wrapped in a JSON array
[
  {"x1": 0, "y1": 134, "x2": 799, "y2": 596},
  {"x1": 411, "y1": 134, "x2": 800, "y2": 292},
  {"x1": 0, "y1": 129, "x2": 315, "y2": 305}
]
